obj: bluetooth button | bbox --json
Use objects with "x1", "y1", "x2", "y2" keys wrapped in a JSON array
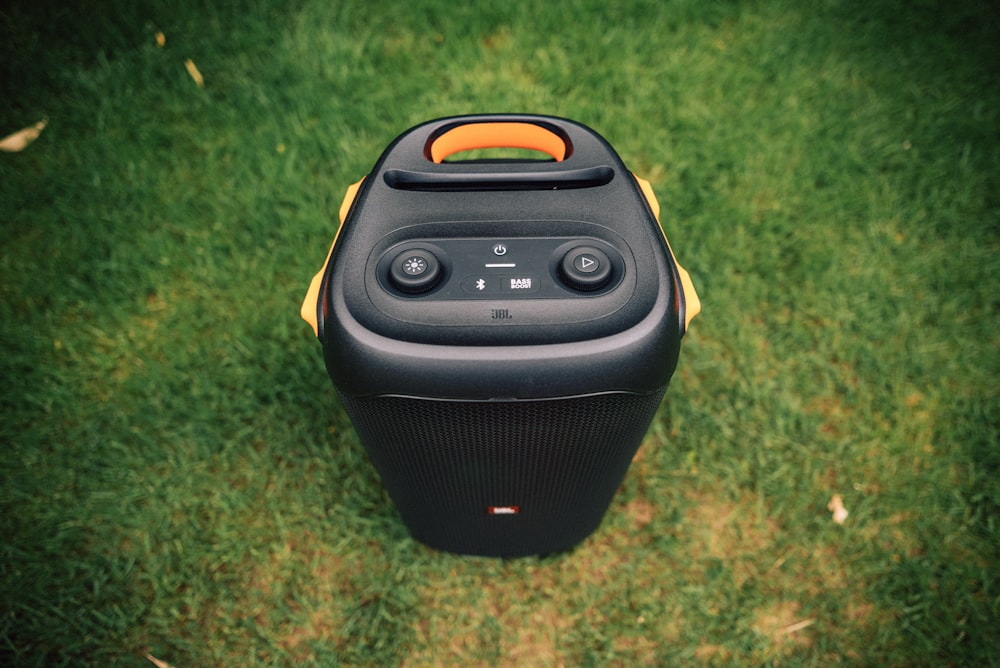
[{"x1": 461, "y1": 275, "x2": 500, "y2": 295}]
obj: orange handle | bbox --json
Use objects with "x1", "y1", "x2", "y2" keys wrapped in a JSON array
[{"x1": 428, "y1": 122, "x2": 568, "y2": 163}]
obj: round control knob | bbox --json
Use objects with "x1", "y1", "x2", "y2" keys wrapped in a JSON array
[
  {"x1": 559, "y1": 246, "x2": 612, "y2": 291},
  {"x1": 388, "y1": 248, "x2": 441, "y2": 293}
]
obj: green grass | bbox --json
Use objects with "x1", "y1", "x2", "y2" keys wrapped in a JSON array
[{"x1": 2, "y1": 0, "x2": 998, "y2": 665}]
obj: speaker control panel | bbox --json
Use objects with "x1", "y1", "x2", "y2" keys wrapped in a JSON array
[{"x1": 376, "y1": 237, "x2": 625, "y2": 300}]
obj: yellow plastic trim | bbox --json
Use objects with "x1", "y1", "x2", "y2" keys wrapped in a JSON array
[
  {"x1": 633, "y1": 174, "x2": 701, "y2": 331},
  {"x1": 429, "y1": 122, "x2": 567, "y2": 163},
  {"x1": 300, "y1": 178, "x2": 365, "y2": 336}
]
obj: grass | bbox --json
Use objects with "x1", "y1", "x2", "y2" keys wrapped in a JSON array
[{"x1": 2, "y1": 0, "x2": 998, "y2": 665}]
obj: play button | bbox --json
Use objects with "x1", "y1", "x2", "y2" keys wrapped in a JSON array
[
  {"x1": 576, "y1": 254, "x2": 599, "y2": 272},
  {"x1": 559, "y1": 245, "x2": 612, "y2": 291}
]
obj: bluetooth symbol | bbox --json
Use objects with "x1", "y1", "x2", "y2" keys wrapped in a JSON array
[{"x1": 475, "y1": 278, "x2": 486, "y2": 291}]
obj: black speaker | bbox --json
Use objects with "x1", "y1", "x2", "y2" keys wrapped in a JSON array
[{"x1": 301, "y1": 115, "x2": 699, "y2": 557}]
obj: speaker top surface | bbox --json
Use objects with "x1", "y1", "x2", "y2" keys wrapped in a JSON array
[{"x1": 306, "y1": 115, "x2": 696, "y2": 400}]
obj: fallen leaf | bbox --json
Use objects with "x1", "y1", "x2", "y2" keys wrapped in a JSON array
[
  {"x1": 828, "y1": 494, "x2": 848, "y2": 524},
  {"x1": 145, "y1": 654, "x2": 175, "y2": 668},
  {"x1": 0, "y1": 119, "x2": 47, "y2": 152},
  {"x1": 777, "y1": 619, "x2": 816, "y2": 635},
  {"x1": 185, "y1": 58, "x2": 205, "y2": 88}
]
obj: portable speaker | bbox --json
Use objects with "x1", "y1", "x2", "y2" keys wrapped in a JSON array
[{"x1": 301, "y1": 114, "x2": 699, "y2": 557}]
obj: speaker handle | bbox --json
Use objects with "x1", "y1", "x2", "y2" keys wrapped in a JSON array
[{"x1": 426, "y1": 121, "x2": 570, "y2": 162}]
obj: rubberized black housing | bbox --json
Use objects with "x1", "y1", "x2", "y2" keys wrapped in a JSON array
[{"x1": 307, "y1": 114, "x2": 694, "y2": 557}]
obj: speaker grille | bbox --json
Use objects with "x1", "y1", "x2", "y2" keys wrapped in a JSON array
[{"x1": 337, "y1": 389, "x2": 666, "y2": 556}]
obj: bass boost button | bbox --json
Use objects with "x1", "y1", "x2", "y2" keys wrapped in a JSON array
[
  {"x1": 559, "y1": 246, "x2": 612, "y2": 291},
  {"x1": 389, "y1": 248, "x2": 442, "y2": 293}
]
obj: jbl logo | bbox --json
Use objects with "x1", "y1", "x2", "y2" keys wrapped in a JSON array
[{"x1": 491, "y1": 308, "x2": 512, "y2": 320}]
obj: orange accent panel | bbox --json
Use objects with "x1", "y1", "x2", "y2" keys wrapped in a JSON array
[
  {"x1": 300, "y1": 178, "x2": 365, "y2": 336},
  {"x1": 634, "y1": 174, "x2": 661, "y2": 222},
  {"x1": 633, "y1": 174, "x2": 701, "y2": 331},
  {"x1": 430, "y1": 122, "x2": 567, "y2": 163}
]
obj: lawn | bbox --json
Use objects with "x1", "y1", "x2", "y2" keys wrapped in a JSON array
[{"x1": 1, "y1": 0, "x2": 998, "y2": 665}]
